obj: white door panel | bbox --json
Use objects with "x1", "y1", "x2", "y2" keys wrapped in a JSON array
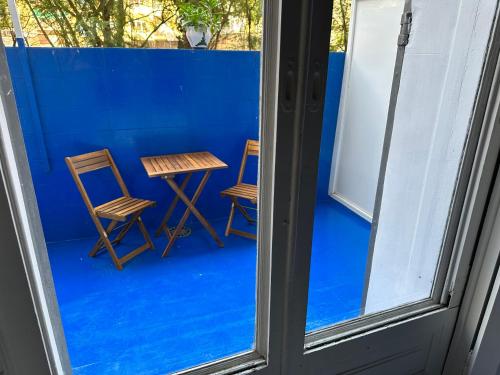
[
  {"x1": 304, "y1": 308, "x2": 457, "y2": 374},
  {"x1": 329, "y1": 0, "x2": 404, "y2": 221},
  {"x1": 365, "y1": 0, "x2": 497, "y2": 314}
]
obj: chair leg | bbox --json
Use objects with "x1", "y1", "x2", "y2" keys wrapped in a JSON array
[
  {"x1": 137, "y1": 215, "x2": 155, "y2": 250},
  {"x1": 113, "y1": 215, "x2": 138, "y2": 245},
  {"x1": 90, "y1": 220, "x2": 118, "y2": 257},
  {"x1": 108, "y1": 212, "x2": 152, "y2": 269},
  {"x1": 90, "y1": 212, "x2": 153, "y2": 270},
  {"x1": 92, "y1": 220, "x2": 123, "y2": 270},
  {"x1": 112, "y1": 211, "x2": 153, "y2": 249},
  {"x1": 225, "y1": 200, "x2": 236, "y2": 237},
  {"x1": 90, "y1": 217, "x2": 123, "y2": 269},
  {"x1": 224, "y1": 197, "x2": 257, "y2": 240},
  {"x1": 228, "y1": 228, "x2": 257, "y2": 240},
  {"x1": 102, "y1": 236, "x2": 123, "y2": 270},
  {"x1": 234, "y1": 199, "x2": 255, "y2": 224},
  {"x1": 90, "y1": 214, "x2": 145, "y2": 257}
]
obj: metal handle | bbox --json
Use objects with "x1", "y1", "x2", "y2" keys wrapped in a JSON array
[
  {"x1": 282, "y1": 61, "x2": 295, "y2": 112},
  {"x1": 307, "y1": 62, "x2": 322, "y2": 112}
]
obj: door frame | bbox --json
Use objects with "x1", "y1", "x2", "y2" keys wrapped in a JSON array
[
  {"x1": 446, "y1": 160, "x2": 500, "y2": 375},
  {"x1": 0, "y1": 37, "x2": 70, "y2": 374},
  {"x1": 444, "y1": 6, "x2": 500, "y2": 371},
  {"x1": 0, "y1": 143, "x2": 54, "y2": 375}
]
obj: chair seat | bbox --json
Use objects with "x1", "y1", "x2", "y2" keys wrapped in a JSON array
[
  {"x1": 95, "y1": 196, "x2": 155, "y2": 221},
  {"x1": 221, "y1": 183, "x2": 257, "y2": 204}
]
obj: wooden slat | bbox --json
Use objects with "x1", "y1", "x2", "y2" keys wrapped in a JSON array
[
  {"x1": 118, "y1": 243, "x2": 150, "y2": 265},
  {"x1": 94, "y1": 197, "x2": 129, "y2": 211},
  {"x1": 107, "y1": 198, "x2": 140, "y2": 212},
  {"x1": 73, "y1": 154, "x2": 109, "y2": 169},
  {"x1": 69, "y1": 150, "x2": 107, "y2": 163},
  {"x1": 169, "y1": 155, "x2": 180, "y2": 170},
  {"x1": 67, "y1": 150, "x2": 113, "y2": 175},
  {"x1": 114, "y1": 200, "x2": 149, "y2": 216},
  {"x1": 197, "y1": 153, "x2": 210, "y2": 167},
  {"x1": 157, "y1": 157, "x2": 169, "y2": 171},
  {"x1": 177, "y1": 154, "x2": 189, "y2": 168},
  {"x1": 162, "y1": 156, "x2": 175, "y2": 170},
  {"x1": 96, "y1": 197, "x2": 154, "y2": 220},
  {"x1": 177, "y1": 155, "x2": 189, "y2": 169},
  {"x1": 143, "y1": 158, "x2": 156, "y2": 174},
  {"x1": 228, "y1": 228, "x2": 257, "y2": 240},
  {"x1": 184, "y1": 153, "x2": 199, "y2": 167},
  {"x1": 151, "y1": 158, "x2": 162, "y2": 173},
  {"x1": 75, "y1": 160, "x2": 111, "y2": 174},
  {"x1": 247, "y1": 140, "x2": 260, "y2": 156},
  {"x1": 141, "y1": 151, "x2": 228, "y2": 177},
  {"x1": 221, "y1": 183, "x2": 258, "y2": 201}
]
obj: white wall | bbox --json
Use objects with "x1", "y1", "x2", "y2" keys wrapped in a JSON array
[
  {"x1": 365, "y1": 0, "x2": 497, "y2": 314},
  {"x1": 329, "y1": 0, "x2": 404, "y2": 221}
]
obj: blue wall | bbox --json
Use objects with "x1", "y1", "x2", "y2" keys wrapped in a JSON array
[
  {"x1": 318, "y1": 53, "x2": 345, "y2": 200},
  {"x1": 6, "y1": 48, "x2": 344, "y2": 242}
]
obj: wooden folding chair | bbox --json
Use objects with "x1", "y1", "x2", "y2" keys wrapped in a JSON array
[
  {"x1": 220, "y1": 140, "x2": 259, "y2": 240},
  {"x1": 66, "y1": 149, "x2": 155, "y2": 270}
]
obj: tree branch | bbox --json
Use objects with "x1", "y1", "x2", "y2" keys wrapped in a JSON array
[
  {"x1": 24, "y1": 0, "x2": 55, "y2": 47},
  {"x1": 339, "y1": 0, "x2": 348, "y2": 51},
  {"x1": 139, "y1": 13, "x2": 174, "y2": 47}
]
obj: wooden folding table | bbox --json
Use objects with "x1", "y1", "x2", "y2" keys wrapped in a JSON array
[{"x1": 141, "y1": 151, "x2": 228, "y2": 257}]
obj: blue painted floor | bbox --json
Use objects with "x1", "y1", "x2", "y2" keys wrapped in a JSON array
[
  {"x1": 307, "y1": 199, "x2": 372, "y2": 331},
  {"x1": 48, "y1": 199, "x2": 370, "y2": 375}
]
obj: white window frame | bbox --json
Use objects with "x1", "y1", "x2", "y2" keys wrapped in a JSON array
[{"x1": 447, "y1": 165, "x2": 500, "y2": 375}]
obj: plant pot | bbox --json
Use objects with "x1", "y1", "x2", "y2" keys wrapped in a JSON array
[{"x1": 186, "y1": 26, "x2": 212, "y2": 49}]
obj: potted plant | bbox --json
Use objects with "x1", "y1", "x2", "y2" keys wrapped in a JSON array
[{"x1": 178, "y1": 0, "x2": 221, "y2": 49}]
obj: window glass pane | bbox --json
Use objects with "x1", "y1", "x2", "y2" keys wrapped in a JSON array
[
  {"x1": 306, "y1": 0, "x2": 493, "y2": 332},
  {"x1": 3, "y1": 0, "x2": 264, "y2": 372}
]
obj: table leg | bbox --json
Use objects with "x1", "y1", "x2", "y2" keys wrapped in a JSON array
[
  {"x1": 162, "y1": 171, "x2": 224, "y2": 257},
  {"x1": 155, "y1": 173, "x2": 192, "y2": 237}
]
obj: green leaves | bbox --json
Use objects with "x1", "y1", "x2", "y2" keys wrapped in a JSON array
[
  {"x1": 178, "y1": 0, "x2": 222, "y2": 30},
  {"x1": 330, "y1": 0, "x2": 351, "y2": 52}
]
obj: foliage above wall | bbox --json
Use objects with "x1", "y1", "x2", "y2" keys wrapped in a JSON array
[
  {"x1": 178, "y1": 0, "x2": 222, "y2": 29},
  {"x1": 0, "y1": 0, "x2": 349, "y2": 51},
  {"x1": 330, "y1": 0, "x2": 351, "y2": 52}
]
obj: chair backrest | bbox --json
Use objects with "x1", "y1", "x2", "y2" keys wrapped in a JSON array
[
  {"x1": 237, "y1": 139, "x2": 260, "y2": 184},
  {"x1": 65, "y1": 149, "x2": 129, "y2": 213}
]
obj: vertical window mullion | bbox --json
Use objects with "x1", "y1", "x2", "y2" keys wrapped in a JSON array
[{"x1": 268, "y1": 0, "x2": 334, "y2": 373}]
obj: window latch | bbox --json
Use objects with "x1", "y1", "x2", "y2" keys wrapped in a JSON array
[{"x1": 398, "y1": 11, "x2": 413, "y2": 47}]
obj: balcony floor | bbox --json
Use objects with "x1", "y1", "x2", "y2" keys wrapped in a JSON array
[{"x1": 48, "y1": 199, "x2": 370, "y2": 375}]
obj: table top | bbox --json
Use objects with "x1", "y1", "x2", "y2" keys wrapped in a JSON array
[{"x1": 141, "y1": 151, "x2": 228, "y2": 178}]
